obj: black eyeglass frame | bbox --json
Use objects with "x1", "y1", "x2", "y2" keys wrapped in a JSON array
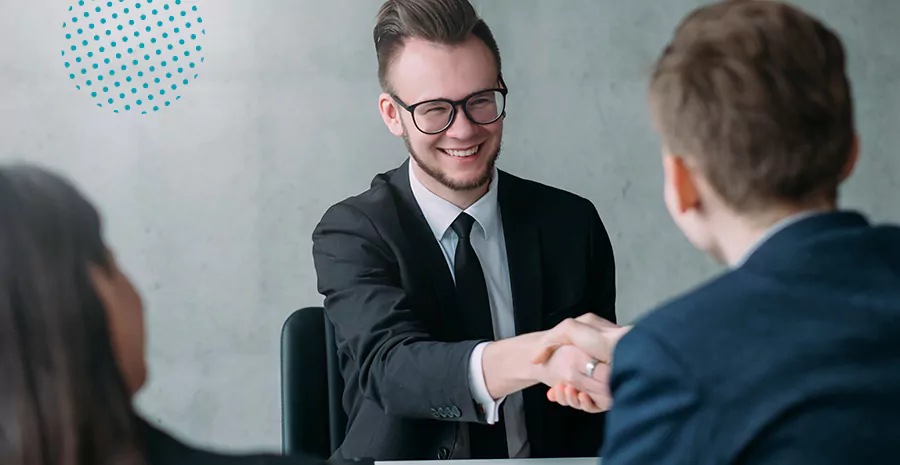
[{"x1": 391, "y1": 75, "x2": 509, "y2": 135}]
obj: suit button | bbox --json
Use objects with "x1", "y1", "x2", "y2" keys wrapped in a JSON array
[
  {"x1": 437, "y1": 447, "x2": 450, "y2": 460},
  {"x1": 450, "y1": 406, "x2": 461, "y2": 417}
]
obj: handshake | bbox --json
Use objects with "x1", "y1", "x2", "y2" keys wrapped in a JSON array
[{"x1": 530, "y1": 314, "x2": 632, "y2": 413}]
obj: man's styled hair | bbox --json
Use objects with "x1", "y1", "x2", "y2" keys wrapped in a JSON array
[
  {"x1": 649, "y1": 0, "x2": 856, "y2": 213},
  {"x1": 373, "y1": 0, "x2": 502, "y2": 93}
]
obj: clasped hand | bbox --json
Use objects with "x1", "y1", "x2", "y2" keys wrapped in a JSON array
[{"x1": 530, "y1": 313, "x2": 631, "y2": 413}]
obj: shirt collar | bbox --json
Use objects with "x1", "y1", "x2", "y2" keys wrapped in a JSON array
[
  {"x1": 733, "y1": 209, "x2": 832, "y2": 268},
  {"x1": 407, "y1": 158, "x2": 500, "y2": 242}
]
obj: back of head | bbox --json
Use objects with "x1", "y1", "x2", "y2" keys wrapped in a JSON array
[
  {"x1": 373, "y1": 0, "x2": 502, "y2": 92},
  {"x1": 649, "y1": 0, "x2": 855, "y2": 214},
  {"x1": 0, "y1": 164, "x2": 143, "y2": 465}
]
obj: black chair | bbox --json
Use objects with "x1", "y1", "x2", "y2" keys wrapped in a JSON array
[{"x1": 280, "y1": 306, "x2": 347, "y2": 458}]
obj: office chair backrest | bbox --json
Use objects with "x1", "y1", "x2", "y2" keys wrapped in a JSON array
[
  {"x1": 324, "y1": 310, "x2": 347, "y2": 453},
  {"x1": 280, "y1": 306, "x2": 347, "y2": 457}
]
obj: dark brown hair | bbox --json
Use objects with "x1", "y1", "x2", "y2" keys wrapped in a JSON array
[
  {"x1": 0, "y1": 164, "x2": 144, "y2": 465},
  {"x1": 649, "y1": 0, "x2": 856, "y2": 213},
  {"x1": 373, "y1": 0, "x2": 502, "y2": 92}
]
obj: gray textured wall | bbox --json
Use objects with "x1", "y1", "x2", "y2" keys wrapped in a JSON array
[{"x1": 1, "y1": 0, "x2": 897, "y2": 453}]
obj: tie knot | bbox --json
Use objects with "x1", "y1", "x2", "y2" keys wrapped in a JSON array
[{"x1": 451, "y1": 212, "x2": 477, "y2": 239}]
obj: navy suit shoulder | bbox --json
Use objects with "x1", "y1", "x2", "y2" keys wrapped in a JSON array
[{"x1": 603, "y1": 212, "x2": 900, "y2": 465}]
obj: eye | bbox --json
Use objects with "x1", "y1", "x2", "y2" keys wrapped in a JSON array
[{"x1": 416, "y1": 102, "x2": 451, "y2": 115}]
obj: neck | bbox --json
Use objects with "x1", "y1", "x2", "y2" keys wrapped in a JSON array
[
  {"x1": 410, "y1": 160, "x2": 490, "y2": 210},
  {"x1": 712, "y1": 202, "x2": 837, "y2": 266}
]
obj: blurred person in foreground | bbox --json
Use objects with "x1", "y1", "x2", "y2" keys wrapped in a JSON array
[{"x1": 0, "y1": 163, "x2": 366, "y2": 465}]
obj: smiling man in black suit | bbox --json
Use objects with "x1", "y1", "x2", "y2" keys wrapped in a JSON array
[{"x1": 310, "y1": 0, "x2": 620, "y2": 462}]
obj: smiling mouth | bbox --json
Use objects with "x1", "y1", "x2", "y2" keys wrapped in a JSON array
[{"x1": 440, "y1": 145, "x2": 480, "y2": 158}]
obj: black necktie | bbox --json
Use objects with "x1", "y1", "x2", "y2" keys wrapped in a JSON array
[{"x1": 450, "y1": 213, "x2": 509, "y2": 459}]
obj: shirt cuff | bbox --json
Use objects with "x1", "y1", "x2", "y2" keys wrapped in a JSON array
[{"x1": 468, "y1": 341, "x2": 506, "y2": 424}]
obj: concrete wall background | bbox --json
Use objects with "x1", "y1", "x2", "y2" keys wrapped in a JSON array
[{"x1": 1, "y1": 0, "x2": 897, "y2": 452}]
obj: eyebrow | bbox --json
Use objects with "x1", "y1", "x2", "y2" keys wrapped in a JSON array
[{"x1": 407, "y1": 84, "x2": 499, "y2": 104}]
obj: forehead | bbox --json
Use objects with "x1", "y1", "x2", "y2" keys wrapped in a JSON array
[{"x1": 390, "y1": 35, "x2": 499, "y2": 103}]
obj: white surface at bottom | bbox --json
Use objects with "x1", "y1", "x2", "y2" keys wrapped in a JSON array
[{"x1": 377, "y1": 458, "x2": 599, "y2": 465}]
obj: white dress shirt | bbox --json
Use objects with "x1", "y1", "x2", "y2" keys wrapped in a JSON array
[{"x1": 407, "y1": 160, "x2": 530, "y2": 458}]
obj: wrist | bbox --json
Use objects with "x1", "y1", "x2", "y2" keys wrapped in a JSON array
[
  {"x1": 518, "y1": 332, "x2": 549, "y2": 383},
  {"x1": 481, "y1": 333, "x2": 543, "y2": 397}
]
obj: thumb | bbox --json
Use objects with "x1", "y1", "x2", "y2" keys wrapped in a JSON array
[{"x1": 531, "y1": 325, "x2": 577, "y2": 364}]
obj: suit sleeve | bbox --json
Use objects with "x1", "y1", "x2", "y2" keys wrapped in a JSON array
[
  {"x1": 311, "y1": 202, "x2": 487, "y2": 423},
  {"x1": 600, "y1": 327, "x2": 704, "y2": 464}
]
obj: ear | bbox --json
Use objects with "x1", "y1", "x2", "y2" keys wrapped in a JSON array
[
  {"x1": 663, "y1": 154, "x2": 702, "y2": 214},
  {"x1": 839, "y1": 133, "x2": 860, "y2": 182},
  {"x1": 379, "y1": 93, "x2": 405, "y2": 137}
]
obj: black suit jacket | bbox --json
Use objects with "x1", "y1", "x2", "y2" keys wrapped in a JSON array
[
  {"x1": 603, "y1": 211, "x2": 900, "y2": 464},
  {"x1": 143, "y1": 419, "x2": 369, "y2": 465},
  {"x1": 311, "y1": 160, "x2": 617, "y2": 462}
]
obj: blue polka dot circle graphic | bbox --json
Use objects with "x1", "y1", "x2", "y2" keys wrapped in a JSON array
[{"x1": 61, "y1": 0, "x2": 206, "y2": 114}]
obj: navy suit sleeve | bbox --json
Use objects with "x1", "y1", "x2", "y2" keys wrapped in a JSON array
[{"x1": 601, "y1": 327, "x2": 703, "y2": 464}]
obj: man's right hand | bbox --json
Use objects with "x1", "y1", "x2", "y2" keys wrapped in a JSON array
[
  {"x1": 533, "y1": 343, "x2": 612, "y2": 411},
  {"x1": 531, "y1": 313, "x2": 631, "y2": 413},
  {"x1": 533, "y1": 313, "x2": 631, "y2": 366},
  {"x1": 479, "y1": 313, "x2": 630, "y2": 411}
]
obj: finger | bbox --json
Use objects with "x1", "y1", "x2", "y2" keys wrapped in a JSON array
[
  {"x1": 554, "y1": 385, "x2": 571, "y2": 407},
  {"x1": 547, "y1": 385, "x2": 558, "y2": 402},
  {"x1": 583, "y1": 387, "x2": 612, "y2": 411},
  {"x1": 562, "y1": 386, "x2": 602, "y2": 414},
  {"x1": 558, "y1": 319, "x2": 624, "y2": 364},
  {"x1": 588, "y1": 361, "x2": 611, "y2": 383},
  {"x1": 549, "y1": 384, "x2": 566, "y2": 405},
  {"x1": 568, "y1": 371, "x2": 609, "y2": 398},
  {"x1": 575, "y1": 313, "x2": 621, "y2": 330},
  {"x1": 533, "y1": 317, "x2": 594, "y2": 365},
  {"x1": 531, "y1": 321, "x2": 584, "y2": 364},
  {"x1": 577, "y1": 391, "x2": 602, "y2": 413},
  {"x1": 531, "y1": 343, "x2": 563, "y2": 365},
  {"x1": 591, "y1": 392, "x2": 613, "y2": 411},
  {"x1": 570, "y1": 315, "x2": 633, "y2": 344},
  {"x1": 564, "y1": 385, "x2": 581, "y2": 407}
]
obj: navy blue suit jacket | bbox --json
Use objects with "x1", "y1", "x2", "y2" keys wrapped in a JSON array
[{"x1": 602, "y1": 211, "x2": 900, "y2": 464}]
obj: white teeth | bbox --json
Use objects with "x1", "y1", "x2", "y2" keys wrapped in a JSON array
[{"x1": 443, "y1": 145, "x2": 479, "y2": 157}]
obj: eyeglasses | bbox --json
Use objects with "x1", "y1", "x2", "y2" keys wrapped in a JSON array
[{"x1": 391, "y1": 76, "x2": 508, "y2": 135}]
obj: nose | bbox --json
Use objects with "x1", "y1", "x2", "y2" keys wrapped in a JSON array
[{"x1": 444, "y1": 107, "x2": 479, "y2": 140}]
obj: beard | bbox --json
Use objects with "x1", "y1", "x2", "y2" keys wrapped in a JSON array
[{"x1": 402, "y1": 123, "x2": 500, "y2": 192}]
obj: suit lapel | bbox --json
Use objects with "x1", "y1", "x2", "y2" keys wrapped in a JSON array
[
  {"x1": 497, "y1": 171, "x2": 546, "y2": 453},
  {"x1": 384, "y1": 160, "x2": 459, "y2": 334},
  {"x1": 498, "y1": 171, "x2": 543, "y2": 336}
]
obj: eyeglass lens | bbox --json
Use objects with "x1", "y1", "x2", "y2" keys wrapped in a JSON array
[{"x1": 412, "y1": 90, "x2": 506, "y2": 133}]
